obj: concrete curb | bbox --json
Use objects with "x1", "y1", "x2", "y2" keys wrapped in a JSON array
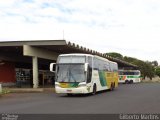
[
  {"x1": 141, "y1": 81, "x2": 160, "y2": 83},
  {"x1": 9, "y1": 88, "x2": 44, "y2": 93},
  {"x1": 5, "y1": 88, "x2": 55, "y2": 93}
]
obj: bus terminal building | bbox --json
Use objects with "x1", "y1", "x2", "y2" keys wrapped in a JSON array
[{"x1": 0, "y1": 40, "x2": 137, "y2": 88}]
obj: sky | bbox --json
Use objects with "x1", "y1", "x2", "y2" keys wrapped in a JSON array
[{"x1": 0, "y1": 0, "x2": 160, "y2": 64}]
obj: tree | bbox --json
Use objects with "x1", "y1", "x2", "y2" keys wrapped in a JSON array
[
  {"x1": 151, "y1": 61, "x2": 158, "y2": 67},
  {"x1": 123, "y1": 56, "x2": 138, "y2": 64},
  {"x1": 123, "y1": 56, "x2": 155, "y2": 80},
  {"x1": 132, "y1": 60, "x2": 147, "y2": 79},
  {"x1": 155, "y1": 67, "x2": 160, "y2": 77},
  {"x1": 105, "y1": 52, "x2": 157, "y2": 80},
  {"x1": 106, "y1": 52, "x2": 123, "y2": 60},
  {"x1": 145, "y1": 61, "x2": 155, "y2": 80}
]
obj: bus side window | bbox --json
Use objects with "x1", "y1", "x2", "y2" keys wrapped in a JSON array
[
  {"x1": 88, "y1": 56, "x2": 92, "y2": 68},
  {"x1": 93, "y1": 58, "x2": 99, "y2": 70},
  {"x1": 112, "y1": 63, "x2": 118, "y2": 72},
  {"x1": 109, "y1": 63, "x2": 113, "y2": 72},
  {"x1": 106, "y1": 62, "x2": 110, "y2": 71},
  {"x1": 98, "y1": 59, "x2": 103, "y2": 70},
  {"x1": 104, "y1": 64, "x2": 109, "y2": 71}
]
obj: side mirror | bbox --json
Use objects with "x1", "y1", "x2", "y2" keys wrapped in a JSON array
[
  {"x1": 50, "y1": 63, "x2": 56, "y2": 72},
  {"x1": 84, "y1": 63, "x2": 88, "y2": 72}
]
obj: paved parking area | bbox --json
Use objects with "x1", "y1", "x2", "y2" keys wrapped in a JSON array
[{"x1": 0, "y1": 83, "x2": 160, "y2": 114}]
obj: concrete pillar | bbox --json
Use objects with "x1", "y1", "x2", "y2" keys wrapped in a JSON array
[
  {"x1": 32, "y1": 56, "x2": 38, "y2": 88},
  {"x1": 0, "y1": 84, "x2": 2, "y2": 93}
]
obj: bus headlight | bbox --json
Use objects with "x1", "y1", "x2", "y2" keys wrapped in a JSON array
[{"x1": 55, "y1": 83, "x2": 60, "y2": 87}]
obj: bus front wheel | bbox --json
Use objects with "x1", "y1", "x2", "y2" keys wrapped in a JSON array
[
  {"x1": 92, "y1": 84, "x2": 97, "y2": 95},
  {"x1": 67, "y1": 93, "x2": 73, "y2": 96}
]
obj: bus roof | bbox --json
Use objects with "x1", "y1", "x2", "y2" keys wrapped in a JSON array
[
  {"x1": 58, "y1": 54, "x2": 117, "y2": 65},
  {"x1": 59, "y1": 53, "x2": 94, "y2": 57}
]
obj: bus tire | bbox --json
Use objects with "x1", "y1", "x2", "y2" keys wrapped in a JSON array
[
  {"x1": 130, "y1": 80, "x2": 133, "y2": 84},
  {"x1": 125, "y1": 80, "x2": 129, "y2": 84},
  {"x1": 110, "y1": 82, "x2": 115, "y2": 91},
  {"x1": 113, "y1": 82, "x2": 115, "y2": 90},
  {"x1": 67, "y1": 93, "x2": 73, "y2": 96},
  {"x1": 92, "y1": 84, "x2": 97, "y2": 95}
]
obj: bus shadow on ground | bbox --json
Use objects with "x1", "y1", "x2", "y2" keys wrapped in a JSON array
[{"x1": 60, "y1": 89, "x2": 113, "y2": 98}]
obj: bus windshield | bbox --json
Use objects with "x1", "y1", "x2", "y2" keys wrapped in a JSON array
[{"x1": 56, "y1": 64, "x2": 85, "y2": 83}]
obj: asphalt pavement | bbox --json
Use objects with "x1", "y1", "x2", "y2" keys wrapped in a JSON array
[{"x1": 0, "y1": 83, "x2": 160, "y2": 114}]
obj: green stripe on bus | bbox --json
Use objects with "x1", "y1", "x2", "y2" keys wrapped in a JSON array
[
  {"x1": 99, "y1": 71, "x2": 107, "y2": 87},
  {"x1": 127, "y1": 76, "x2": 140, "y2": 78}
]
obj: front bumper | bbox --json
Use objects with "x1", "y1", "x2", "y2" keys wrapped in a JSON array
[{"x1": 55, "y1": 86, "x2": 89, "y2": 94}]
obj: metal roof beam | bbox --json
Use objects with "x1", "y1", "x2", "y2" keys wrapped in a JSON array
[{"x1": 0, "y1": 40, "x2": 66, "y2": 46}]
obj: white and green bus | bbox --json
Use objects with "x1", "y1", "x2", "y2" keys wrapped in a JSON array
[
  {"x1": 50, "y1": 54, "x2": 119, "y2": 95},
  {"x1": 118, "y1": 70, "x2": 141, "y2": 84}
]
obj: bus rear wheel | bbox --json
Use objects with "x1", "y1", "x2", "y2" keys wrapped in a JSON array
[
  {"x1": 110, "y1": 82, "x2": 115, "y2": 91},
  {"x1": 129, "y1": 80, "x2": 133, "y2": 84}
]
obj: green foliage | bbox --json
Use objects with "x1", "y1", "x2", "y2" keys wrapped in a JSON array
[
  {"x1": 106, "y1": 52, "x2": 123, "y2": 60},
  {"x1": 144, "y1": 61, "x2": 155, "y2": 80},
  {"x1": 105, "y1": 52, "x2": 158, "y2": 80},
  {"x1": 133, "y1": 60, "x2": 155, "y2": 80},
  {"x1": 0, "y1": 89, "x2": 10, "y2": 95},
  {"x1": 123, "y1": 56, "x2": 138, "y2": 64},
  {"x1": 151, "y1": 61, "x2": 158, "y2": 67},
  {"x1": 155, "y1": 67, "x2": 160, "y2": 77}
]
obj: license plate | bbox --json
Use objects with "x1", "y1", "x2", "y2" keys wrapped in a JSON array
[{"x1": 67, "y1": 90, "x2": 72, "y2": 92}]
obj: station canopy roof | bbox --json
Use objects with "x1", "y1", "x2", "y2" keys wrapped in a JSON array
[{"x1": 0, "y1": 40, "x2": 137, "y2": 68}]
